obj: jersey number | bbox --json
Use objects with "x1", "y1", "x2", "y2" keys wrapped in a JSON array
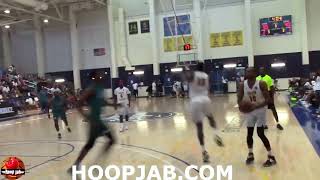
[{"x1": 197, "y1": 79, "x2": 206, "y2": 86}]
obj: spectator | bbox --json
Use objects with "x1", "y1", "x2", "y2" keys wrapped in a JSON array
[
  {"x1": 132, "y1": 82, "x2": 138, "y2": 98},
  {"x1": 152, "y1": 81, "x2": 157, "y2": 97},
  {"x1": 2, "y1": 84, "x2": 10, "y2": 94}
]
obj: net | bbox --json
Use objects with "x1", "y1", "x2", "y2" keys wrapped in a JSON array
[{"x1": 177, "y1": 53, "x2": 198, "y2": 66}]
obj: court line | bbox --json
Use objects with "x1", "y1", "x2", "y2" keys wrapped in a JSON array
[
  {"x1": 119, "y1": 146, "x2": 186, "y2": 178},
  {"x1": 0, "y1": 140, "x2": 200, "y2": 178}
]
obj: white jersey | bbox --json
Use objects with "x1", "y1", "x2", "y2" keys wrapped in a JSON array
[
  {"x1": 114, "y1": 87, "x2": 130, "y2": 104},
  {"x1": 243, "y1": 80, "x2": 265, "y2": 107},
  {"x1": 132, "y1": 83, "x2": 138, "y2": 90},
  {"x1": 189, "y1": 71, "x2": 209, "y2": 99}
]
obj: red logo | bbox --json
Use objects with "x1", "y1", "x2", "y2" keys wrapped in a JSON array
[{"x1": 1, "y1": 157, "x2": 25, "y2": 179}]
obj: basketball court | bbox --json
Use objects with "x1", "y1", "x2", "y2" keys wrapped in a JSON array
[
  {"x1": 0, "y1": 0, "x2": 319, "y2": 179},
  {"x1": 1, "y1": 93, "x2": 319, "y2": 179}
]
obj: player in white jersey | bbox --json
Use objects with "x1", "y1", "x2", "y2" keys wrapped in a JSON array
[
  {"x1": 114, "y1": 80, "x2": 131, "y2": 132},
  {"x1": 238, "y1": 67, "x2": 277, "y2": 167},
  {"x1": 184, "y1": 62, "x2": 224, "y2": 163}
]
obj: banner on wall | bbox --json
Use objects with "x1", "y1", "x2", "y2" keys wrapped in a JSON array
[
  {"x1": 163, "y1": 14, "x2": 191, "y2": 37},
  {"x1": 210, "y1": 31, "x2": 243, "y2": 48},
  {"x1": 210, "y1": 33, "x2": 221, "y2": 48},
  {"x1": 129, "y1": 22, "x2": 138, "y2": 35},
  {"x1": 140, "y1": 20, "x2": 150, "y2": 33},
  {"x1": 163, "y1": 36, "x2": 193, "y2": 52}
]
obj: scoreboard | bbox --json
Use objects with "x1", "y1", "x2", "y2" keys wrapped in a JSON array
[{"x1": 260, "y1": 15, "x2": 292, "y2": 37}]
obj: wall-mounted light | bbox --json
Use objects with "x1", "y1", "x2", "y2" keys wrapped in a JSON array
[
  {"x1": 271, "y1": 62, "x2": 286, "y2": 68},
  {"x1": 223, "y1": 64, "x2": 237, "y2": 68},
  {"x1": 4, "y1": 9, "x2": 10, "y2": 14},
  {"x1": 55, "y1": 79, "x2": 65, "y2": 83},
  {"x1": 4, "y1": 25, "x2": 10, "y2": 29},
  {"x1": 133, "y1": 71, "x2": 144, "y2": 75},
  {"x1": 43, "y1": 19, "x2": 49, "y2": 23},
  {"x1": 171, "y1": 67, "x2": 183, "y2": 72}
]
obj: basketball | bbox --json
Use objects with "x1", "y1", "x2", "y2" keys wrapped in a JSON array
[{"x1": 239, "y1": 101, "x2": 254, "y2": 113}]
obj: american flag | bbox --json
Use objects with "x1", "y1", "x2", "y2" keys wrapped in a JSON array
[{"x1": 94, "y1": 48, "x2": 106, "y2": 56}]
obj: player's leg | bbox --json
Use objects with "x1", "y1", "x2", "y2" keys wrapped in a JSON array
[
  {"x1": 46, "y1": 103, "x2": 50, "y2": 119},
  {"x1": 61, "y1": 113, "x2": 71, "y2": 132},
  {"x1": 269, "y1": 103, "x2": 283, "y2": 130},
  {"x1": 118, "y1": 104, "x2": 125, "y2": 132},
  {"x1": 191, "y1": 100, "x2": 209, "y2": 162},
  {"x1": 124, "y1": 104, "x2": 129, "y2": 130},
  {"x1": 204, "y1": 99, "x2": 224, "y2": 147},
  {"x1": 119, "y1": 115, "x2": 124, "y2": 132},
  {"x1": 246, "y1": 127, "x2": 254, "y2": 164},
  {"x1": 256, "y1": 109, "x2": 277, "y2": 167},
  {"x1": 103, "y1": 127, "x2": 115, "y2": 151},
  {"x1": 195, "y1": 122, "x2": 210, "y2": 163},
  {"x1": 246, "y1": 114, "x2": 256, "y2": 165},
  {"x1": 70, "y1": 127, "x2": 98, "y2": 169},
  {"x1": 53, "y1": 116, "x2": 61, "y2": 139}
]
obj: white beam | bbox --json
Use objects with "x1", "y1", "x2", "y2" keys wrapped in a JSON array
[
  {"x1": 93, "y1": 0, "x2": 106, "y2": 6},
  {"x1": 51, "y1": 1, "x2": 63, "y2": 19},
  {"x1": 0, "y1": 18, "x2": 32, "y2": 26},
  {"x1": 0, "y1": 1, "x2": 69, "y2": 23},
  {"x1": 0, "y1": 14, "x2": 16, "y2": 19}
]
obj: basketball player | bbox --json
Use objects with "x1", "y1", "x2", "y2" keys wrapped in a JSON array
[
  {"x1": 238, "y1": 67, "x2": 277, "y2": 167},
  {"x1": 114, "y1": 80, "x2": 131, "y2": 132},
  {"x1": 257, "y1": 67, "x2": 283, "y2": 130},
  {"x1": 50, "y1": 90, "x2": 71, "y2": 139},
  {"x1": 184, "y1": 62, "x2": 224, "y2": 163},
  {"x1": 69, "y1": 71, "x2": 116, "y2": 172}
]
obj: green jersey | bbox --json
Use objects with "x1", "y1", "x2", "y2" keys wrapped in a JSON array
[
  {"x1": 88, "y1": 84, "x2": 104, "y2": 123},
  {"x1": 51, "y1": 96, "x2": 66, "y2": 116},
  {"x1": 257, "y1": 75, "x2": 273, "y2": 91}
]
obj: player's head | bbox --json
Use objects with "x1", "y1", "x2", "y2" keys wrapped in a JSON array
[
  {"x1": 259, "y1": 67, "x2": 266, "y2": 76},
  {"x1": 246, "y1": 67, "x2": 257, "y2": 80},
  {"x1": 89, "y1": 71, "x2": 104, "y2": 85},
  {"x1": 119, "y1": 80, "x2": 124, "y2": 88},
  {"x1": 196, "y1": 62, "x2": 205, "y2": 72}
]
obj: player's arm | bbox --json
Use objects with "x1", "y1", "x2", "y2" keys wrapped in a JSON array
[
  {"x1": 237, "y1": 82, "x2": 244, "y2": 105},
  {"x1": 113, "y1": 89, "x2": 118, "y2": 109},
  {"x1": 255, "y1": 81, "x2": 270, "y2": 109},
  {"x1": 77, "y1": 89, "x2": 94, "y2": 117}
]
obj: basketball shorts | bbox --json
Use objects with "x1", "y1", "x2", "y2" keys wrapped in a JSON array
[
  {"x1": 118, "y1": 103, "x2": 129, "y2": 116},
  {"x1": 190, "y1": 97, "x2": 212, "y2": 123},
  {"x1": 245, "y1": 108, "x2": 267, "y2": 128},
  {"x1": 53, "y1": 112, "x2": 67, "y2": 121}
]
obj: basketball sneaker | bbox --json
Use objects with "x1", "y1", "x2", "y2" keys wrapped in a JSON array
[
  {"x1": 125, "y1": 124, "x2": 129, "y2": 130},
  {"x1": 202, "y1": 151, "x2": 210, "y2": 163},
  {"x1": 119, "y1": 124, "x2": 124, "y2": 132},
  {"x1": 67, "y1": 127, "x2": 72, "y2": 133},
  {"x1": 263, "y1": 155, "x2": 277, "y2": 167},
  {"x1": 214, "y1": 135, "x2": 224, "y2": 147},
  {"x1": 277, "y1": 124, "x2": 284, "y2": 130},
  {"x1": 246, "y1": 152, "x2": 254, "y2": 165}
]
